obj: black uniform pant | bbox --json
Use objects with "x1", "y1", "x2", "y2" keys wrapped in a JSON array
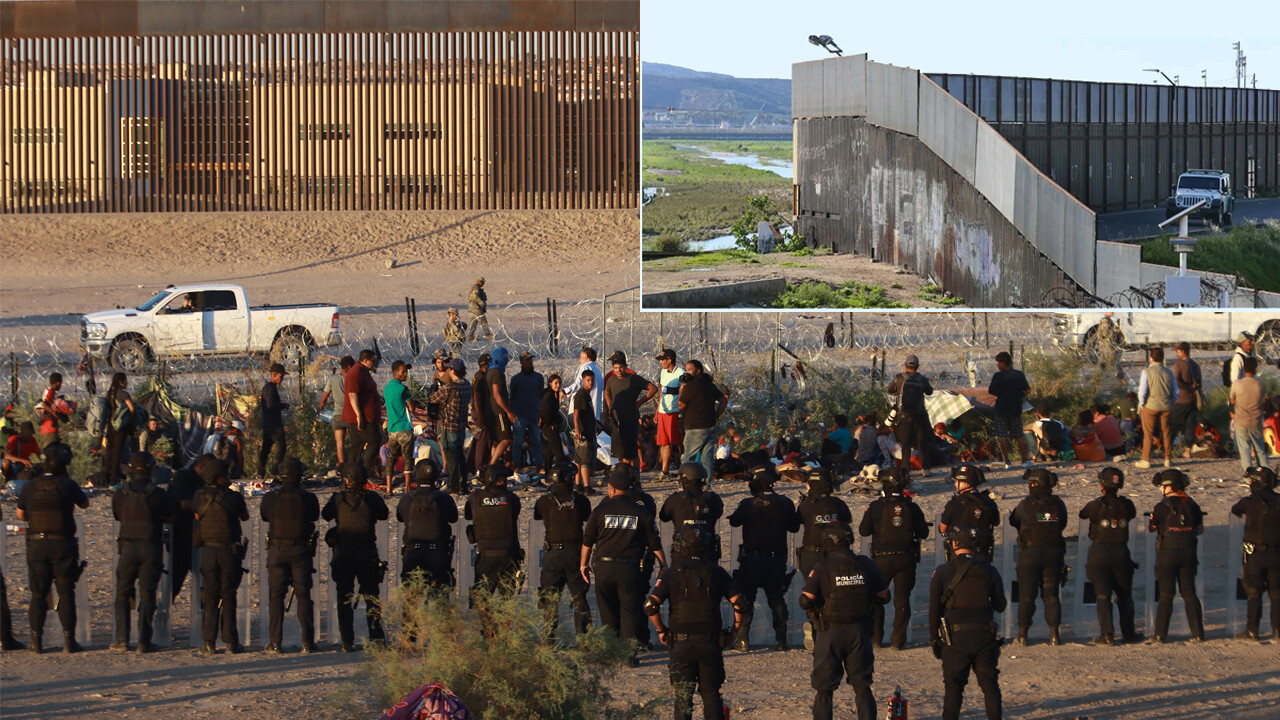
[
  {"x1": 1242, "y1": 547, "x2": 1280, "y2": 635},
  {"x1": 941, "y1": 629, "x2": 1002, "y2": 720},
  {"x1": 538, "y1": 547, "x2": 591, "y2": 636},
  {"x1": 1016, "y1": 546, "x2": 1065, "y2": 630},
  {"x1": 104, "y1": 425, "x2": 132, "y2": 484},
  {"x1": 812, "y1": 621, "x2": 876, "y2": 720},
  {"x1": 668, "y1": 638, "x2": 726, "y2": 720},
  {"x1": 541, "y1": 426, "x2": 564, "y2": 477},
  {"x1": 114, "y1": 539, "x2": 162, "y2": 646},
  {"x1": 267, "y1": 543, "x2": 315, "y2": 647},
  {"x1": 636, "y1": 558, "x2": 657, "y2": 645},
  {"x1": 26, "y1": 538, "x2": 79, "y2": 639},
  {"x1": 895, "y1": 413, "x2": 931, "y2": 470},
  {"x1": 871, "y1": 552, "x2": 917, "y2": 647},
  {"x1": 473, "y1": 550, "x2": 522, "y2": 598},
  {"x1": 257, "y1": 427, "x2": 286, "y2": 478},
  {"x1": 734, "y1": 553, "x2": 791, "y2": 644},
  {"x1": 171, "y1": 521, "x2": 193, "y2": 601},
  {"x1": 798, "y1": 547, "x2": 823, "y2": 582},
  {"x1": 1086, "y1": 543, "x2": 1136, "y2": 638},
  {"x1": 401, "y1": 544, "x2": 455, "y2": 590},
  {"x1": 594, "y1": 559, "x2": 643, "y2": 647},
  {"x1": 331, "y1": 543, "x2": 385, "y2": 645},
  {"x1": 200, "y1": 544, "x2": 243, "y2": 646},
  {"x1": 1154, "y1": 545, "x2": 1203, "y2": 638},
  {"x1": 348, "y1": 424, "x2": 381, "y2": 478}
]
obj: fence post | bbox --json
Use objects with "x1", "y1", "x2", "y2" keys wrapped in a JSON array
[{"x1": 984, "y1": 312, "x2": 990, "y2": 348}]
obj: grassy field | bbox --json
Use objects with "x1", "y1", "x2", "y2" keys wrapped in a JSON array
[
  {"x1": 1140, "y1": 221, "x2": 1280, "y2": 293},
  {"x1": 642, "y1": 139, "x2": 792, "y2": 246},
  {"x1": 773, "y1": 281, "x2": 909, "y2": 309}
]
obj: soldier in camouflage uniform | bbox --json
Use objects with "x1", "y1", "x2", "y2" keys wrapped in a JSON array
[{"x1": 467, "y1": 277, "x2": 493, "y2": 341}]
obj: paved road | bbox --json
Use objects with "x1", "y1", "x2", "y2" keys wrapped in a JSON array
[{"x1": 1097, "y1": 197, "x2": 1280, "y2": 242}]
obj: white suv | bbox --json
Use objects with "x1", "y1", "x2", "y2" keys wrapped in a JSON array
[{"x1": 1165, "y1": 169, "x2": 1234, "y2": 226}]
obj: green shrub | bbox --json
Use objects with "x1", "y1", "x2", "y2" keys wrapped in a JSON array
[
  {"x1": 790, "y1": 245, "x2": 815, "y2": 257},
  {"x1": 1139, "y1": 221, "x2": 1280, "y2": 293},
  {"x1": 645, "y1": 233, "x2": 690, "y2": 253},
  {"x1": 717, "y1": 364, "x2": 888, "y2": 452},
  {"x1": 773, "y1": 281, "x2": 909, "y2": 309},
  {"x1": 916, "y1": 283, "x2": 965, "y2": 306},
  {"x1": 359, "y1": 579, "x2": 660, "y2": 720},
  {"x1": 1021, "y1": 350, "x2": 1127, "y2": 426}
]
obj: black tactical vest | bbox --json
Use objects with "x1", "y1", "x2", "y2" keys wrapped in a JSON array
[
  {"x1": 26, "y1": 475, "x2": 66, "y2": 535},
  {"x1": 820, "y1": 550, "x2": 874, "y2": 624},
  {"x1": 472, "y1": 487, "x2": 517, "y2": 547},
  {"x1": 118, "y1": 483, "x2": 159, "y2": 541},
  {"x1": 268, "y1": 486, "x2": 311, "y2": 542},
  {"x1": 335, "y1": 490, "x2": 376, "y2": 544},
  {"x1": 873, "y1": 496, "x2": 916, "y2": 553},
  {"x1": 669, "y1": 560, "x2": 721, "y2": 635},
  {"x1": 1018, "y1": 494, "x2": 1065, "y2": 548},
  {"x1": 403, "y1": 490, "x2": 447, "y2": 542},
  {"x1": 1157, "y1": 497, "x2": 1198, "y2": 549},
  {"x1": 953, "y1": 491, "x2": 997, "y2": 544},
  {"x1": 802, "y1": 495, "x2": 848, "y2": 546},
  {"x1": 543, "y1": 489, "x2": 585, "y2": 545},
  {"x1": 1088, "y1": 494, "x2": 1131, "y2": 545},
  {"x1": 198, "y1": 488, "x2": 234, "y2": 544},
  {"x1": 1245, "y1": 492, "x2": 1280, "y2": 545},
  {"x1": 671, "y1": 491, "x2": 717, "y2": 528},
  {"x1": 741, "y1": 493, "x2": 790, "y2": 552},
  {"x1": 945, "y1": 558, "x2": 995, "y2": 620}
]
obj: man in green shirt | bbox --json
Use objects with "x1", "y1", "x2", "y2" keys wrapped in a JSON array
[{"x1": 384, "y1": 360, "x2": 419, "y2": 493}]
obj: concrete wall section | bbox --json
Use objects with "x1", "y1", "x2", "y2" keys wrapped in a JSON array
[
  {"x1": 795, "y1": 117, "x2": 1088, "y2": 308},
  {"x1": 1062, "y1": 197, "x2": 1097, "y2": 293},
  {"x1": 866, "y1": 63, "x2": 918, "y2": 137},
  {"x1": 918, "y1": 79, "x2": 978, "y2": 185},
  {"x1": 822, "y1": 54, "x2": 868, "y2": 118},
  {"x1": 973, "y1": 121, "x2": 1017, "y2": 220},
  {"x1": 792, "y1": 60, "x2": 827, "y2": 119},
  {"x1": 1095, "y1": 241, "x2": 1142, "y2": 300}
]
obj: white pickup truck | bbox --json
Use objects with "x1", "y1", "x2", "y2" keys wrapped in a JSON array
[
  {"x1": 81, "y1": 283, "x2": 342, "y2": 372},
  {"x1": 1051, "y1": 311, "x2": 1279, "y2": 364}
]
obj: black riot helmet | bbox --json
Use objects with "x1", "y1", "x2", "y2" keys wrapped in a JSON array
[
  {"x1": 819, "y1": 524, "x2": 854, "y2": 553},
  {"x1": 951, "y1": 464, "x2": 986, "y2": 487},
  {"x1": 807, "y1": 467, "x2": 835, "y2": 496},
  {"x1": 1098, "y1": 466, "x2": 1125, "y2": 491},
  {"x1": 880, "y1": 467, "x2": 910, "y2": 494},
  {"x1": 339, "y1": 461, "x2": 367, "y2": 488},
  {"x1": 1024, "y1": 468, "x2": 1058, "y2": 495},
  {"x1": 486, "y1": 463, "x2": 512, "y2": 487},
  {"x1": 1152, "y1": 468, "x2": 1189, "y2": 492},
  {"x1": 413, "y1": 458, "x2": 440, "y2": 488},
  {"x1": 128, "y1": 450, "x2": 155, "y2": 481},
  {"x1": 947, "y1": 524, "x2": 981, "y2": 551},
  {"x1": 747, "y1": 464, "x2": 777, "y2": 496},
  {"x1": 41, "y1": 442, "x2": 72, "y2": 475},
  {"x1": 549, "y1": 461, "x2": 578, "y2": 489},
  {"x1": 1246, "y1": 466, "x2": 1278, "y2": 491},
  {"x1": 279, "y1": 457, "x2": 306, "y2": 483},
  {"x1": 678, "y1": 462, "x2": 707, "y2": 494}
]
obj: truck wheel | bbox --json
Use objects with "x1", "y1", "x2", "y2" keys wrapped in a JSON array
[
  {"x1": 1215, "y1": 209, "x2": 1224, "y2": 227},
  {"x1": 1224, "y1": 211, "x2": 1233, "y2": 226},
  {"x1": 270, "y1": 332, "x2": 310, "y2": 368},
  {"x1": 109, "y1": 338, "x2": 149, "y2": 373}
]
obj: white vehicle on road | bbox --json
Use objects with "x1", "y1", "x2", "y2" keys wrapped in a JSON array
[
  {"x1": 1051, "y1": 311, "x2": 1279, "y2": 364},
  {"x1": 81, "y1": 283, "x2": 342, "y2": 372}
]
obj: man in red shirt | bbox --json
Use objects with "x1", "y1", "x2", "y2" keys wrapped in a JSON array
[
  {"x1": 344, "y1": 349, "x2": 382, "y2": 480},
  {"x1": 38, "y1": 372, "x2": 63, "y2": 449},
  {"x1": 2, "y1": 422, "x2": 41, "y2": 482}
]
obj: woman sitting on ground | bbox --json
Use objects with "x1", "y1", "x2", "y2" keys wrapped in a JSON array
[
  {"x1": 1069, "y1": 409, "x2": 1106, "y2": 462},
  {"x1": 1091, "y1": 403, "x2": 1127, "y2": 457}
]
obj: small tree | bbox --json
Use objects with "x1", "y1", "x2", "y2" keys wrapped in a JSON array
[{"x1": 731, "y1": 195, "x2": 805, "y2": 253}]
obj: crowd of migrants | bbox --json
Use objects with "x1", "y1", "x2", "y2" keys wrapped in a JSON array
[{"x1": 1, "y1": 328, "x2": 1278, "y2": 720}]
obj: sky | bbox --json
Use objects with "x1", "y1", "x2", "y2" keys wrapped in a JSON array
[{"x1": 641, "y1": 0, "x2": 1280, "y2": 87}]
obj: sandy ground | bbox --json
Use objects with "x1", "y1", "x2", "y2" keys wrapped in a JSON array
[
  {"x1": 4, "y1": 453, "x2": 1280, "y2": 719},
  {"x1": 641, "y1": 251, "x2": 958, "y2": 309}
]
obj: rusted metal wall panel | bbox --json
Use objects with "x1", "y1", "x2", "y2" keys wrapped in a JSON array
[
  {"x1": 795, "y1": 117, "x2": 1088, "y2": 308},
  {"x1": 1, "y1": 29, "x2": 638, "y2": 213},
  {"x1": 3, "y1": 1, "x2": 639, "y2": 37}
]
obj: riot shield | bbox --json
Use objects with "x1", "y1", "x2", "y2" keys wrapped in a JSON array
[{"x1": 110, "y1": 521, "x2": 173, "y2": 647}]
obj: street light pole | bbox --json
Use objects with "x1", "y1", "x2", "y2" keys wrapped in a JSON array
[{"x1": 1144, "y1": 68, "x2": 1177, "y2": 86}]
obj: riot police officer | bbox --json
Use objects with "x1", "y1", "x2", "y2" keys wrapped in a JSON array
[
  {"x1": 1230, "y1": 466, "x2": 1280, "y2": 641},
  {"x1": 534, "y1": 461, "x2": 592, "y2": 639},
  {"x1": 797, "y1": 468, "x2": 852, "y2": 579},
  {"x1": 929, "y1": 525, "x2": 1007, "y2": 720},
  {"x1": 645, "y1": 526, "x2": 743, "y2": 720},
  {"x1": 193, "y1": 458, "x2": 250, "y2": 655},
  {"x1": 111, "y1": 451, "x2": 174, "y2": 653},
  {"x1": 260, "y1": 457, "x2": 320, "y2": 654},
  {"x1": 660, "y1": 462, "x2": 724, "y2": 562},
  {"x1": 628, "y1": 469, "x2": 662, "y2": 648},
  {"x1": 465, "y1": 464, "x2": 524, "y2": 599},
  {"x1": 581, "y1": 468, "x2": 665, "y2": 661},
  {"x1": 727, "y1": 464, "x2": 800, "y2": 651},
  {"x1": 1148, "y1": 468, "x2": 1205, "y2": 642},
  {"x1": 1009, "y1": 468, "x2": 1068, "y2": 646},
  {"x1": 168, "y1": 454, "x2": 211, "y2": 601},
  {"x1": 858, "y1": 467, "x2": 928, "y2": 650},
  {"x1": 397, "y1": 459, "x2": 459, "y2": 590},
  {"x1": 939, "y1": 464, "x2": 999, "y2": 561},
  {"x1": 322, "y1": 462, "x2": 390, "y2": 651},
  {"x1": 801, "y1": 525, "x2": 890, "y2": 720},
  {"x1": 16, "y1": 444, "x2": 88, "y2": 653},
  {"x1": 1079, "y1": 466, "x2": 1141, "y2": 645}
]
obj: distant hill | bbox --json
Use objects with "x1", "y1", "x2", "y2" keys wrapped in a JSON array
[{"x1": 643, "y1": 62, "x2": 791, "y2": 114}]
